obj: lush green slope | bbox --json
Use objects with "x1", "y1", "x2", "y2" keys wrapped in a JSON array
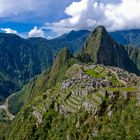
[
  {"x1": 1, "y1": 28, "x2": 140, "y2": 102},
  {"x1": 1, "y1": 26, "x2": 140, "y2": 139},
  {"x1": 7, "y1": 48, "x2": 77, "y2": 115},
  {"x1": 0, "y1": 30, "x2": 88, "y2": 102},
  {"x1": 0, "y1": 72, "x2": 20, "y2": 104},
  {"x1": 3, "y1": 62, "x2": 140, "y2": 140},
  {"x1": 0, "y1": 33, "x2": 41, "y2": 101}
]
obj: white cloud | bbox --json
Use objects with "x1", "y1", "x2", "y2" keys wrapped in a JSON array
[
  {"x1": 0, "y1": 0, "x2": 49, "y2": 17},
  {"x1": 47, "y1": 36, "x2": 55, "y2": 40},
  {"x1": 0, "y1": 26, "x2": 46, "y2": 38},
  {"x1": 45, "y1": 0, "x2": 140, "y2": 35},
  {"x1": 28, "y1": 26, "x2": 45, "y2": 38},
  {"x1": 0, "y1": 0, "x2": 76, "y2": 22},
  {"x1": 1, "y1": 28, "x2": 18, "y2": 34}
]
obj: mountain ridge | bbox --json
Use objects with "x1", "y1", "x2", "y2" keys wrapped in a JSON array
[
  {"x1": 0, "y1": 31, "x2": 88, "y2": 102},
  {"x1": 78, "y1": 26, "x2": 140, "y2": 75},
  {"x1": 0, "y1": 25, "x2": 140, "y2": 139}
]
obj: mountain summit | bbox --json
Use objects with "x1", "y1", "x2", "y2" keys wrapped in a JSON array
[{"x1": 79, "y1": 26, "x2": 140, "y2": 75}]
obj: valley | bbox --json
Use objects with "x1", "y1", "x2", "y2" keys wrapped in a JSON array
[
  {"x1": 1, "y1": 0, "x2": 140, "y2": 139},
  {"x1": 0, "y1": 26, "x2": 140, "y2": 139}
]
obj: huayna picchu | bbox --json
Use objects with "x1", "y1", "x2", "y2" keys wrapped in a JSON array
[{"x1": 0, "y1": 26, "x2": 140, "y2": 140}]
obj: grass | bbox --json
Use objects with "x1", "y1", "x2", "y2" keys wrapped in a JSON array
[
  {"x1": 85, "y1": 69, "x2": 105, "y2": 78},
  {"x1": 109, "y1": 74, "x2": 125, "y2": 86},
  {"x1": 87, "y1": 94, "x2": 93, "y2": 99},
  {"x1": 65, "y1": 101, "x2": 77, "y2": 109},
  {"x1": 67, "y1": 98, "x2": 79, "y2": 106},
  {"x1": 56, "y1": 96, "x2": 62, "y2": 103},
  {"x1": 96, "y1": 92, "x2": 104, "y2": 99},
  {"x1": 70, "y1": 96, "x2": 81, "y2": 102},
  {"x1": 92, "y1": 97, "x2": 100, "y2": 105},
  {"x1": 106, "y1": 87, "x2": 137, "y2": 92},
  {"x1": 87, "y1": 93, "x2": 101, "y2": 105}
]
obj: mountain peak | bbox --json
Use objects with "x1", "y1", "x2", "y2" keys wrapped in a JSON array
[
  {"x1": 95, "y1": 25, "x2": 107, "y2": 32},
  {"x1": 56, "y1": 48, "x2": 72, "y2": 62},
  {"x1": 80, "y1": 26, "x2": 111, "y2": 63},
  {"x1": 79, "y1": 26, "x2": 140, "y2": 74},
  {"x1": 87, "y1": 26, "x2": 108, "y2": 42},
  {"x1": 47, "y1": 48, "x2": 73, "y2": 87}
]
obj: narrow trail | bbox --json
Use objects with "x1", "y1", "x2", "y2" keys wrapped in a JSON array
[{"x1": 0, "y1": 94, "x2": 15, "y2": 121}]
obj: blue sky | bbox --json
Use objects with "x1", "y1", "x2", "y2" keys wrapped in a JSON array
[
  {"x1": 0, "y1": 0, "x2": 79, "y2": 38},
  {"x1": 0, "y1": 0, "x2": 140, "y2": 38}
]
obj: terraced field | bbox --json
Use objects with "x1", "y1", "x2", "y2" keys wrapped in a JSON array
[{"x1": 31, "y1": 64, "x2": 140, "y2": 120}]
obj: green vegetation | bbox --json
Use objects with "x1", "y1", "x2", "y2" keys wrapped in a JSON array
[
  {"x1": 107, "y1": 86, "x2": 137, "y2": 92},
  {"x1": 0, "y1": 109, "x2": 8, "y2": 122},
  {"x1": 8, "y1": 76, "x2": 39, "y2": 115},
  {"x1": 3, "y1": 54, "x2": 140, "y2": 140},
  {"x1": 85, "y1": 69, "x2": 105, "y2": 78},
  {"x1": 109, "y1": 74, "x2": 125, "y2": 86},
  {"x1": 1, "y1": 26, "x2": 140, "y2": 140},
  {"x1": 0, "y1": 30, "x2": 88, "y2": 103},
  {"x1": 97, "y1": 98, "x2": 140, "y2": 139},
  {"x1": 5, "y1": 97, "x2": 140, "y2": 140}
]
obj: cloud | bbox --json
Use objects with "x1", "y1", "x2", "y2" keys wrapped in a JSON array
[
  {"x1": 0, "y1": 26, "x2": 45, "y2": 38},
  {"x1": 0, "y1": 0, "x2": 52, "y2": 17},
  {"x1": 1, "y1": 28, "x2": 18, "y2": 34},
  {"x1": 45, "y1": 0, "x2": 140, "y2": 35},
  {"x1": 47, "y1": 36, "x2": 55, "y2": 40},
  {"x1": 28, "y1": 26, "x2": 45, "y2": 38},
  {"x1": 0, "y1": 0, "x2": 77, "y2": 23}
]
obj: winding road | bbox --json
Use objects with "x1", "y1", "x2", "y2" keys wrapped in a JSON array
[{"x1": 0, "y1": 94, "x2": 15, "y2": 121}]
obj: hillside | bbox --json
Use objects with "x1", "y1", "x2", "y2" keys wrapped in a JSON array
[
  {"x1": 3, "y1": 62, "x2": 140, "y2": 140},
  {"x1": 78, "y1": 26, "x2": 140, "y2": 75},
  {"x1": 0, "y1": 41, "x2": 139, "y2": 139},
  {"x1": 110, "y1": 29, "x2": 140, "y2": 47},
  {"x1": 1, "y1": 27, "x2": 140, "y2": 103},
  {"x1": 7, "y1": 48, "x2": 77, "y2": 115},
  {"x1": 0, "y1": 31, "x2": 88, "y2": 103},
  {"x1": 1, "y1": 26, "x2": 140, "y2": 139}
]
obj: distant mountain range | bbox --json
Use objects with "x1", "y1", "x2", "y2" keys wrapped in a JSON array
[
  {"x1": 110, "y1": 29, "x2": 140, "y2": 47},
  {"x1": 0, "y1": 27, "x2": 140, "y2": 103},
  {"x1": 4, "y1": 25, "x2": 140, "y2": 114},
  {"x1": 0, "y1": 31, "x2": 88, "y2": 102}
]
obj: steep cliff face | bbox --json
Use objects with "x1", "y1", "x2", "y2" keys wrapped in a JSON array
[
  {"x1": 46, "y1": 47, "x2": 77, "y2": 88},
  {"x1": 79, "y1": 26, "x2": 140, "y2": 75}
]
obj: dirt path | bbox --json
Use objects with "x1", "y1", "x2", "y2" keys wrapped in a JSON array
[{"x1": 0, "y1": 94, "x2": 15, "y2": 121}]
